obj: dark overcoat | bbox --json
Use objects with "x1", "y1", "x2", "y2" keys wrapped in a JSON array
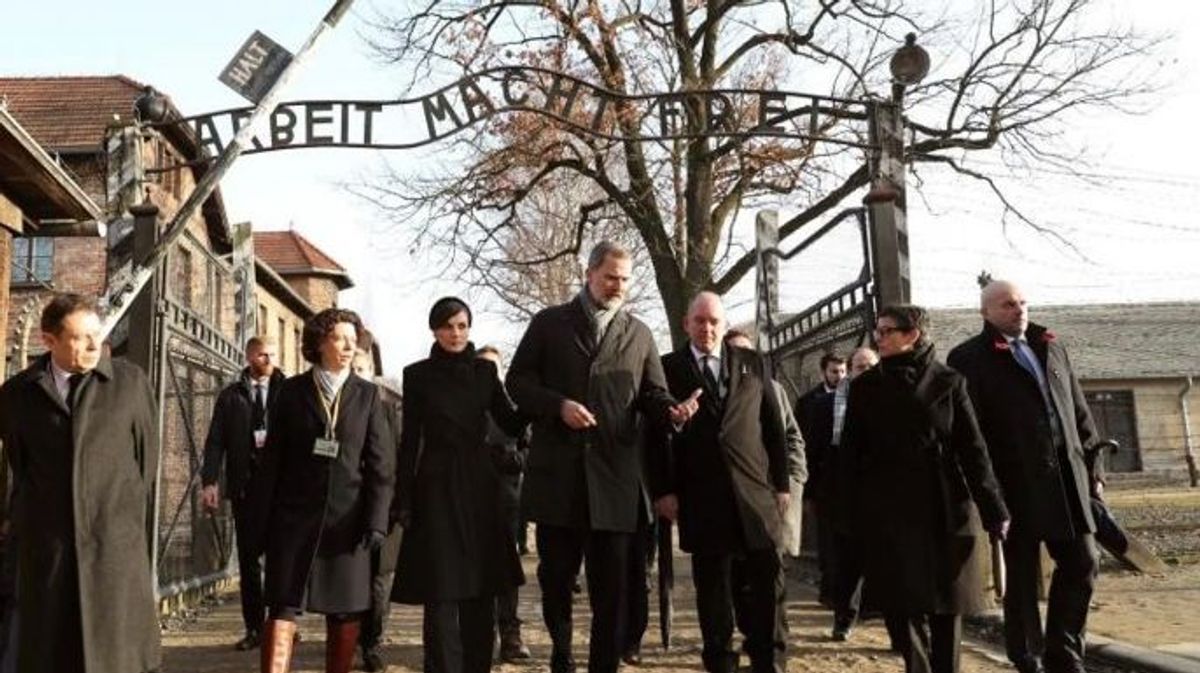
[
  {"x1": 258, "y1": 371, "x2": 394, "y2": 614},
  {"x1": 841, "y1": 347, "x2": 1009, "y2": 616},
  {"x1": 0, "y1": 354, "x2": 160, "y2": 673},
  {"x1": 947, "y1": 322, "x2": 1099, "y2": 540},
  {"x1": 795, "y1": 384, "x2": 835, "y2": 500},
  {"x1": 506, "y1": 298, "x2": 675, "y2": 533},
  {"x1": 392, "y1": 345, "x2": 526, "y2": 604},
  {"x1": 650, "y1": 345, "x2": 790, "y2": 554},
  {"x1": 200, "y1": 368, "x2": 286, "y2": 553},
  {"x1": 377, "y1": 401, "x2": 403, "y2": 576}
]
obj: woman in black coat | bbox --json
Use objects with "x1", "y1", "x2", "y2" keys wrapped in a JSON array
[
  {"x1": 256, "y1": 308, "x2": 395, "y2": 673},
  {"x1": 840, "y1": 305, "x2": 1010, "y2": 673},
  {"x1": 392, "y1": 297, "x2": 526, "y2": 673}
]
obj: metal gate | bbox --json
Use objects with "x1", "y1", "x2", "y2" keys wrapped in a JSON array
[{"x1": 109, "y1": 204, "x2": 246, "y2": 602}]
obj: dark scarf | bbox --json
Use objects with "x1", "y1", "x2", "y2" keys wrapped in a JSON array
[{"x1": 879, "y1": 342, "x2": 936, "y2": 388}]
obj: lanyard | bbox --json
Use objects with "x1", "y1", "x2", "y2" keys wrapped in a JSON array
[{"x1": 313, "y1": 371, "x2": 345, "y2": 440}]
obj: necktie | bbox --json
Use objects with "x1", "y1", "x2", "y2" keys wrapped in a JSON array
[
  {"x1": 701, "y1": 355, "x2": 721, "y2": 400},
  {"x1": 67, "y1": 373, "x2": 85, "y2": 412},
  {"x1": 252, "y1": 383, "x2": 266, "y2": 430},
  {"x1": 1011, "y1": 340, "x2": 1046, "y2": 392}
]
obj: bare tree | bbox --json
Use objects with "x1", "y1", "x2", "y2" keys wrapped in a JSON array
[{"x1": 354, "y1": 0, "x2": 1162, "y2": 344}]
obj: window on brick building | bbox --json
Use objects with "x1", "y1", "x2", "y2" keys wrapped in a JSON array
[
  {"x1": 294, "y1": 327, "x2": 302, "y2": 372},
  {"x1": 258, "y1": 305, "x2": 268, "y2": 337},
  {"x1": 11, "y1": 237, "x2": 54, "y2": 285}
]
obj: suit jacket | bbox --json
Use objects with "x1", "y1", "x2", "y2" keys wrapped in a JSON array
[
  {"x1": 842, "y1": 347, "x2": 1008, "y2": 615},
  {"x1": 257, "y1": 370, "x2": 395, "y2": 612},
  {"x1": 649, "y1": 344, "x2": 789, "y2": 554},
  {"x1": 795, "y1": 383, "x2": 835, "y2": 500},
  {"x1": 0, "y1": 354, "x2": 160, "y2": 673},
  {"x1": 200, "y1": 368, "x2": 286, "y2": 502},
  {"x1": 947, "y1": 321, "x2": 1099, "y2": 540},
  {"x1": 507, "y1": 297, "x2": 675, "y2": 533}
]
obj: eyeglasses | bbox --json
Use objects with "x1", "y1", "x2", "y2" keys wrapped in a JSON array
[{"x1": 873, "y1": 325, "x2": 907, "y2": 337}]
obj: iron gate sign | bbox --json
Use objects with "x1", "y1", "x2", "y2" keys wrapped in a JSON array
[
  {"x1": 218, "y1": 30, "x2": 294, "y2": 104},
  {"x1": 161, "y1": 66, "x2": 874, "y2": 159}
]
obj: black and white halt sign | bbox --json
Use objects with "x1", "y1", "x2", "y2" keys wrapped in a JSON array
[{"x1": 218, "y1": 31, "x2": 293, "y2": 104}]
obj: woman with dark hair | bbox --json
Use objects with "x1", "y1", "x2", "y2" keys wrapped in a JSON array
[
  {"x1": 840, "y1": 305, "x2": 1009, "y2": 673},
  {"x1": 255, "y1": 308, "x2": 395, "y2": 673},
  {"x1": 392, "y1": 297, "x2": 526, "y2": 673}
]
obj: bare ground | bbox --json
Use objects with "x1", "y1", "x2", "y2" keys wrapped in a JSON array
[{"x1": 161, "y1": 554, "x2": 1012, "y2": 673}]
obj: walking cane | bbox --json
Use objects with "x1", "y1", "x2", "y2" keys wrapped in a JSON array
[{"x1": 656, "y1": 517, "x2": 674, "y2": 650}]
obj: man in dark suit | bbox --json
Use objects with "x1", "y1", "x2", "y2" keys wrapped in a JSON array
[
  {"x1": 649, "y1": 292, "x2": 790, "y2": 673},
  {"x1": 0, "y1": 293, "x2": 160, "y2": 673},
  {"x1": 200, "y1": 336, "x2": 286, "y2": 651},
  {"x1": 507, "y1": 241, "x2": 698, "y2": 673},
  {"x1": 948, "y1": 281, "x2": 1102, "y2": 673},
  {"x1": 794, "y1": 352, "x2": 845, "y2": 603}
]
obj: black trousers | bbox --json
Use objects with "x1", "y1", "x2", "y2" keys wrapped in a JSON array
[
  {"x1": 536, "y1": 524, "x2": 631, "y2": 673},
  {"x1": 620, "y1": 513, "x2": 653, "y2": 656},
  {"x1": 232, "y1": 498, "x2": 265, "y2": 637},
  {"x1": 496, "y1": 474, "x2": 523, "y2": 637},
  {"x1": 423, "y1": 597, "x2": 496, "y2": 673},
  {"x1": 1002, "y1": 533, "x2": 1098, "y2": 673},
  {"x1": 831, "y1": 530, "x2": 863, "y2": 628},
  {"x1": 893, "y1": 613, "x2": 961, "y2": 673},
  {"x1": 360, "y1": 562, "x2": 395, "y2": 649},
  {"x1": 692, "y1": 550, "x2": 786, "y2": 673},
  {"x1": 813, "y1": 498, "x2": 835, "y2": 604}
]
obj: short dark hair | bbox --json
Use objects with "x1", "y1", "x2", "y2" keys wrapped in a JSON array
[
  {"x1": 245, "y1": 335, "x2": 275, "y2": 352},
  {"x1": 428, "y1": 296, "x2": 472, "y2": 330},
  {"x1": 818, "y1": 352, "x2": 845, "y2": 370},
  {"x1": 301, "y1": 308, "x2": 364, "y2": 365},
  {"x1": 724, "y1": 328, "x2": 752, "y2": 343},
  {"x1": 586, "y1": 240, "x2": 631, "y2": 271},
  {"x1": 877, "y1": 304, "x2": 932, "y2": 347},
  {"x1": 41, "y1": 293, "x2": 98, "y2": 335}
]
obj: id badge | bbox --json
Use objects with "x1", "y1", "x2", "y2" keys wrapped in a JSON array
[
  {"x1": 254, "y1": 429, "x2": 267, "y2": 449},
  {"x1": 313, "y1": 437, "x2": 340, "y2": 459}
]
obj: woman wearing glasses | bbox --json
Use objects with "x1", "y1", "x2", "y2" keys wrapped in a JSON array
[
  {"x1": 840, "y1": 305, "x2": 1010, "y2": 673},
  {"x1": 392, "y1": 297, "x2": 527, "y2": 673}
]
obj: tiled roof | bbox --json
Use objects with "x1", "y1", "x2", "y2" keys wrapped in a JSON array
[
  {"x1": 254, "y1": 231, "x2": 352, "y2": 288},
  {"x1": 0, "y1": 75, "x2": 152, "y2": 151},
  {"x1": 929, "y1": 302, "x2": 1199, "y2": 380}
]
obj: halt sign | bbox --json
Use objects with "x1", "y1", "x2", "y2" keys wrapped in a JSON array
[{"x1": 219, "y1": 31, "x2": 293, "y2": 103}]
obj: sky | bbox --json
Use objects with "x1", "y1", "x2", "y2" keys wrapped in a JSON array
[{"x1": 3, "y1": 1, "x2": 1198, "y2": 377}]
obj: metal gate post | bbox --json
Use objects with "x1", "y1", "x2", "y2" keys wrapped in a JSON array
[
  {"x1": 864, "y1": 100, "x2": 910, "y2": 309},
  {"x1": 754, "y1": 209, "x2": 780, "y2": 353}
]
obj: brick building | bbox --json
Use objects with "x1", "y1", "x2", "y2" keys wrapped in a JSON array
[
  {"x1": 252, "y1": 229, "x2": 353, "y2": 375},
  {"x1": 0, "y1": 75, "x2": 355, "y2": 603},
  {"x1": 0, "y1": 104, "x2": 103, "y2": 375}
]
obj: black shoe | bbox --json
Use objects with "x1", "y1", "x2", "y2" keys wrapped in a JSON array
[
  {"x1": 551, "y1": 653, "x2": 577, "y2": 673},
  {"x1": 621, "y1": 650, "x2": 643, "y2": 666},
  {"x1": 831, "y1": 622, "x2": 852, "y2": 641},
  {"x1": 234, "y1": 631, "x2": 261, "y2": 651},
  {"x1": 500, "y1": 631, "x2": 532, "y2": 662},
  {"x1": 362, "y1": 646, "x2": 385, "y2": 672}
]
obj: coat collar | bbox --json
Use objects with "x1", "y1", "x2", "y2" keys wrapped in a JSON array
[
  {"x1": 569, "y1": 295, "x2": 630, "y2": 360},
  {"x1": 28, "y1": 353, "x2": 113, "y2": 414},
  {"x1": 301, "y1": 368, "x2": 366, "y2": 433},
  {"x1": 674, "y1": 342, "x2": 725, "y2": 417},
  {"x1": 912, "y1": 358, "x2": 955, "y2": 409}
]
